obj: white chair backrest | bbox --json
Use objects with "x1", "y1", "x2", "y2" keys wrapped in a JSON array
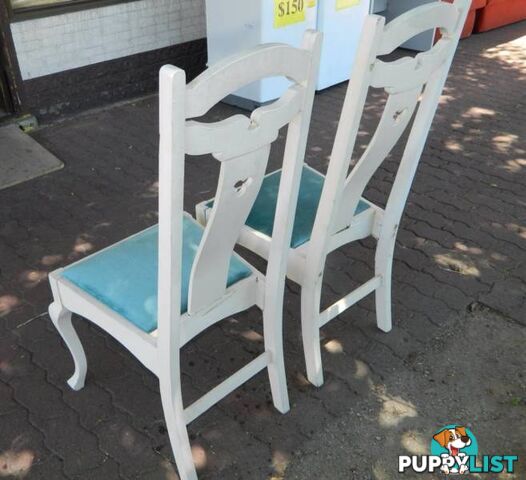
[
  {"x1": 316, "y1": 0, "x2": 470, "y2": 238},
  {"x1": 157, "y1": 31, "x2": 322, "y2": 345}
]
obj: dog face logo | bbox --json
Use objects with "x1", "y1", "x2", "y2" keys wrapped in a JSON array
[
  {"x1": 433, "y1": 426, "x2": 472, "y2": 456},
  {"x1": 432, "y1": 426, "x2": 474, "y2": 475}
]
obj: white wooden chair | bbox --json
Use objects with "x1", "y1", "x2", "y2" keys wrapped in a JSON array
[
  {"x1": 197, "y1": 0, "x2": 470, "y2": 387},
  {"x1": 48, "y1": 31, "x2": 321, "y2": 480}
]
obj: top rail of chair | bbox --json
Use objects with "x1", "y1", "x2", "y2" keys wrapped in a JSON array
[
  {"x1": 185, "y1": 34, "x2": 318, "y2": 118},
  {"x1": 377, "y1": 0, "x2": 470, "y2": 55}
]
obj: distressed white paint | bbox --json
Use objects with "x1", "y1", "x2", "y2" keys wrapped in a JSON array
[
  {"x1": 12, "y1": 0, "x2": 205, "y2": 80},
  {"x1": 49, "y1": 31, "x2": 322, "y2": 480},
  {"x1": 197, "y1": 0, "x2": 469, "y2": 387}
]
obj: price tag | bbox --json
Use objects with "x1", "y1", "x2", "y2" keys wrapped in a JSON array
[
  {"x1": 336, "y1": 0, "x2": 360, "y2": 10},
  {"x1": 274, "y1": 0, "x2": 306, "y2": 28}
]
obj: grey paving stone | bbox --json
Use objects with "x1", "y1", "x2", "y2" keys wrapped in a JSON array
[
  {"x1": 0, "y1": 124, "x2": 63, "y2": 191},
  {"x1": 34, "y1": 410, "x2": 105, "y2": 476},
  {"x1": 93, "y1": 410, "x2": 164, "y2": 478},
  {"x1": 70, "y1": 458, "x2": 122, "y2": 480},
  {"x1": 0, "y1": 409, "x2": 52, "y2": 478},
  {"x1": 24, "y1": 455, "x2": 70, "y2": 480}
]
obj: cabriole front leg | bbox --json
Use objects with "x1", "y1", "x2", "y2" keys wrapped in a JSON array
[{"x1": 48, "y1": 301, "x2": 87, "y2": 390}]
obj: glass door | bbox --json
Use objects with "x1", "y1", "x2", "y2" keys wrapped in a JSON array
[{"x1": 0, "y1": 57, "x2": 13, "y2": 116}]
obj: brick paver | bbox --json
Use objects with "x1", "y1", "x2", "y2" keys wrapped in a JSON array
[{"x1": 1, "y1": 22, "x2": 525, "y2": 479}]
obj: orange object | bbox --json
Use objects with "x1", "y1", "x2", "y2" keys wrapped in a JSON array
[
  {"x1": 475, "y1": 0, "x2": 526, "y2": 32},
  {"x1": 461, "y1": 10, "x2": 478, "y2": 37},
  {"x1": 437, "y1": 0, "x2": 488, "y2": 39}
]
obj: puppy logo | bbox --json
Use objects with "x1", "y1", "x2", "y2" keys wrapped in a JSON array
[{"x1": 431, "y1": 425, "x2": 475, "y2": 475}]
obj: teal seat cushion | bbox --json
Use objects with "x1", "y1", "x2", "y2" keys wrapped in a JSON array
[
  {"x1": 245, "y1": 166, "x2": 370, "y2": 248},
  {"x1": 61, "y1": 217, "x2": 252, "y2": 333}
]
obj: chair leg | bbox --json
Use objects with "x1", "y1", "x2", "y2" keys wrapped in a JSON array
[
  {"x1": 160, "y1": 379, "x2": 198, "y2": 480},
  {"x1": 263, "y1": 299, "x2": 290, "y2": 414},
  {"x1": 48, "y1": 301, "x2": 87, "y2": 390},
  {"x1": 301, "y1": 280, "x2": 324, "y2": 387},
  {"x1": 375, "y1": 237, "x2": 395, "y2": 333}
]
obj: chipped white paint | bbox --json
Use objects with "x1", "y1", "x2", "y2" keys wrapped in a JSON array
[
  {"x1": 198, "y1": 0, "x2": 469, "y2": 387},
  {"x1": 49, "y1": 31, "x2": 322, "y2": 480}
]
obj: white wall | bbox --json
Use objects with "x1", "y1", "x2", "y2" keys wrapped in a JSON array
[{"x1": 11, "y1": 0, "x2": 206, "y2": 80}]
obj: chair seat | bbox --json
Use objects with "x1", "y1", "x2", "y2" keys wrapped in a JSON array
[
  {"x1": 60, "y1": 217, "x2": 252, "y2": 333},
  {"x1": 245, "y1": 166, "x2": 370, "y2": 248}
]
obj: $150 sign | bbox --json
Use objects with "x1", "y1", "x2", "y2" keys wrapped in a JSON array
[{"x1": 274, "y1": 0, "x2": 306, "y2": 28}]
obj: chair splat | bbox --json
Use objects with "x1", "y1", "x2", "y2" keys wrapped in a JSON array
[
  {"x1": 186, "y1": 58, "x2": 313, "y2": 315},
  {"x1": 335, "y1": 86, "x2": 422, "y2": 232},
  {"x1": 188, "y1": 146, "x2": 270, "y2": 314}
]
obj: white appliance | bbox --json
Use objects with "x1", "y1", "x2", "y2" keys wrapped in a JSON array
[
  {"x1": 315, "y1": 0, "x2": 371, "y2": 90},
  {"x1": 205, "y1": 0, "x2": 318, "y2": 108},
  {"x1": 382, "y1": 0, "x2": 436, "y2": 51},
  {"x1": 370, "y1": 0, "x2": 387, "y2": 13}
]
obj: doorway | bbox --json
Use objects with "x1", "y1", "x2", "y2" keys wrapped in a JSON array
[
  {"x1": 0, "y1": 1, "x2": 21, "y2": 119},
  {"x1": 0, "y1": 51, "x2": 13, "y2": 117}
]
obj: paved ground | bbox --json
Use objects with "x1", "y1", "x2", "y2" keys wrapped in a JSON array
[
  {"x1": 0, "y1": 124, "x2": 63, "y2": 191},
  {"x1": 1, "y1": 22, "x2": 525, "y2": 480}
]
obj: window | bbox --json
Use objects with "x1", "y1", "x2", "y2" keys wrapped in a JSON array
[
  {"x1": 11, "y1": 0, "x2": 81, "y2": 9},
  {"x1": 10, "y1": 0, "x2": 133, "y2": 21}
]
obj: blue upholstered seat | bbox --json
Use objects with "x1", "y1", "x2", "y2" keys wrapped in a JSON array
[
  {"x1": 245, "y1": 166, "x2": 370, "y2": 248},
  {"x1": 61, "y1": 217, "x2": 252, "y2": 333}
]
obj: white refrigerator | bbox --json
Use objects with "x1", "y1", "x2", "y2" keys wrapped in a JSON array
[
  {"x1": 315, "y1": 0, "x2": 371, "y2": 90},
  {"x1": 205, "y1": 0, "x2": 318, "y2": 108},
  {"x1": 378, "y1": 0, "x2": 437, "y2": 51}
]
